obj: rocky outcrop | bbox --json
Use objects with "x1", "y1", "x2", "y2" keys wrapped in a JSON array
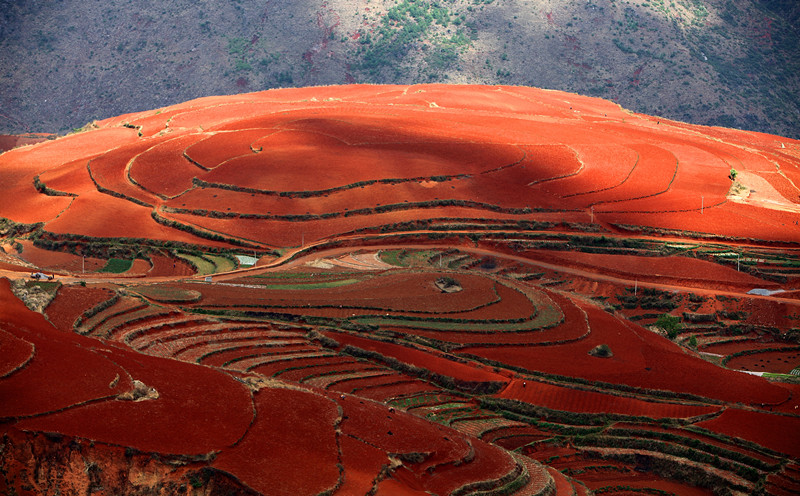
[{"x1": 0, "y1": 428, "x2": 254, "y2": 496}]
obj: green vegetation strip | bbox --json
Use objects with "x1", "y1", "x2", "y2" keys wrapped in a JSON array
[
  {"x1": 351, "y1": 305, "x2": 561, "y2": 332},
  {"x1": 176, "y1": 253, "x2": 215, "y2": 275},
  {"x1": 248, "y1": 271, "x2": 363, "y2": 280},
  {"x1": 572, "y1": 435, "x2": 762, "y2": 482},
  {"x1": 605, "y1": 427, "x2": 778, "y2": 471},
  {"x1": 255, "y1": 278, "x2": 361, "y2": 290}
]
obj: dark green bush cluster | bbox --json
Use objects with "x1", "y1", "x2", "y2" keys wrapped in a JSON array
[
  {"x1": 682, "y1": 312, "x2": 717, "y2": 323},
  {"x1": 306, "y1": 329, "x2": 340, "y2": 349},
  {"x1": 480, "y1": 397, "x2": 657, "y2": 427},
  {"x1": 656, "y1": 314, "x2": 682, "y2": 339},
  {"x1": 0, "y1": 217, "x2": 43, "y2": 237},
  {"x1": 718, "y1": 310, "x2": 749, "y2": 320},
  {"x1": 570, "y1": 235, "x2": 646, "y2": 249},
  {"x1": 618, "y1": 288, "x2": 680, "y2": 310}
]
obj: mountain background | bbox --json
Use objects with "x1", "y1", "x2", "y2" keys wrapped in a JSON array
[{"x1": 1, "y1": 0, "x2": 797, "y2": 138}]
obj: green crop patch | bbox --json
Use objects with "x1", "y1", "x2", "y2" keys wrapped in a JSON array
[{"x1": 98, "y1": 258, "x2": 133, "y2": 273}]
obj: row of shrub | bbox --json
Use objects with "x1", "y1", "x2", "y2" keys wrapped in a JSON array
[
  {"x1": 31, "y1": 228, "x2": 270, "y2": 261},
  {"x1": 0, "y1": 217, "x2": 43, "y2": 238},
  {"x1": 341, "y1": 344, "x2": 505, "y2": 395},
  {"x1": 573, "y1": 434, "x2": 762, "y2": 483},
  {"x1": 33, "y1": 175, "x2": 76, "y2": 197},
  {"x1": 617, "y1": 287, "x2": 680, "y2": 310},
  {"x1": 150, "y1": 209, "x2": 271, "y2": 250},
  {"x1": 86, "y1": 162, "x2": 153, "y2": 207},
  {"x1": 612, "y1": 223, "x2": 792, "y2": 248},
  {"x1": 481, "y1": 397, "x2": 675, "y2": 428},
  {"x1": 193, "y1": 174, "x2": 469, "y2": 198},
  {"x1": 587, "y1": 450, "x2": 755, "y2": 494},
  {"x1": 721, "y1": 345, "x2": 800, "y2": 366},
  {"x1": 74, "y1": 292, "x2": 120, "y2": 331},
  {"x1": 450, "y1": 459, "x2": 524, "y2": 496},
  {"x1": 163, "y1": 198, "x2": 565, "y2": 222},
  {"x1": 195, "y1": 288, "x2": 506, "y2": 319},
  {"x1": 465, "y1": 355, "x2": 722, "y2": 406},
  {"x1": 186, "y1": 307, "x2": 380, "y2": 334},
  {"x1": 605, "y1": 427, "x2": 778, "y2": 471},
  {"x1": 82, "y1": 301, "x2": 149, "y2": 336}
]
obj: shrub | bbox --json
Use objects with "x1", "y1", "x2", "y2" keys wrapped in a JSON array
[
  {"x1": 588, "y1": 344, "x2": 613, "y2": 358},
  {"x1": 656, "y1": 314, "x2": 681, "y2": 339}
]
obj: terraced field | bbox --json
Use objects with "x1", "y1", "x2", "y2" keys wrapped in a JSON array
[{"x1": 2, "y1": 85, "x2": 800, "y2": 495}]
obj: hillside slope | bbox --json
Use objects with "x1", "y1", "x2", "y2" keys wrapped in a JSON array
[{"x1": 1, "y1": 84, "x2": 797, "y2": 251}]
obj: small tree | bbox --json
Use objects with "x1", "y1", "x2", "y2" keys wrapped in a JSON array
[
  {"x1": 729, "y1": 168, "x2": 738, "y2": 181},
  {"x1": 688, "y1": 335, "x2": 697, "y2": 348},
  {"x1": 656, "y1": 313, "x2": 681, "y2": 339}
]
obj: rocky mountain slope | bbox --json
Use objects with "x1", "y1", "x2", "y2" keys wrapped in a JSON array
[{"x1": 0, "y1": 0, "x2": 797, "y2": 137}]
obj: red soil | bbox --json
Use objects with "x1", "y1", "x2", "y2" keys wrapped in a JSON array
[
  {"x1": 195, "y1": 342, "x2": 315, "y2": 368},
  {"x1": 0, "y1": 329, "x2": 34, "y2": 378},
  {"x1": 329, "y1": 373, "x2": 409, "y2": 394},
  {"x1": 337, "y1": 391, "x2": 517, "y2": 493},
  {"x1": 701, "y1": 339, "x2": 794, "y2": 355},
  {"x1": 20, "y1": 240, "x2": 106, "y2": 273},
  {"x1": 0, "y1": 128, "x2": 137, "y2": 224},
  {"x1": 85, "y1": 136, "x2": 171, "y2": 206},
  {"x1": 726, "y1": 349, "x2": 800, "y2": 374},
  {"x1": 384, "y1": 286, "x2": 575, "y2": 346},
  {"x1": 354, "y1": 380, "x2": 442, "y2": 402},
  {"x1": 325, "y1": 331, "x2": 509, "y2": 384},
  {"x1": 557, "y1": 144, "x2": 639, "y2": 198},
  {"x1": 459, "y1": 300, "x2": 792, "y2": 406},
  {"x1": 16, "y1": 341, "x2": 253, "y2": 454},
  {"x1": 525, "y1": 250, "x2": 774, "y2": 289},
  {"x1": 17, "y1": 240, "x2": 105, "y2": 273},
  {"x1": 697, "y1": 408, "x2": 800, "y2": 457},
  {"x1": 220, "y1": 271, "x2": 500, "y2": 314},
  {"x1": 249, "y1": 354, "x2": 355, "y2": 377},
  {"x1": 499, "y1": 378, "x2": 719, "y2": 419},
  {"x1": 610, "y1": 421, "x2": 782, "y2": 465},
  {"x1": 205, "y1": 130, "x2": 523, "y2": 193},
  {"x1": 0, "y1": 85, "x2": 796, "y2": 251},
  {"x1": 45, "y1": 285, "x2": 114, "y2": 331},
  {"x1": 610, "y1": 200, "x2": 800, "y2": 243},
  {"x1": 43, "y1": 191, "x2": 220, "y2": 247},
  {"x1": 339, "y1": 433, "x2": 390, "y2": 495},
  {"x1": 279, "y1": 361, "x2": 380, "y2": 383},
  {"x1": 184, "y1": 128, "x2": 277, "y2": 169},
  {"x1": 128, "y1": 133, "x2": 207, "y2": 197},
  {"x1": 37, "y1": 157, "x2": 97, "y2": 195},
  {"x1": 147, "y1": 254, "x2": 195, "y2": 277},
  {"x1": 0, "y1": 281, "x2": 133, "y2": 418},
  {"x1": 212, "y1": 386, "x2": 340, "y2": 495}
]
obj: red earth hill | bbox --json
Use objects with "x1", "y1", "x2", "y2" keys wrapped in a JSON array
[{"x1": 0, "y1": 84, "x2": 797, "y2": 251}]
